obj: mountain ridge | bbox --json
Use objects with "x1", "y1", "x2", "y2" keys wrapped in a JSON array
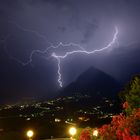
[{"x1": 59, "y1": 66, "x2": 121, "y2": 99}]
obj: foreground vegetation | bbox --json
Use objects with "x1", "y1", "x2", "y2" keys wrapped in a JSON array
[{"x1": 78, "y1": 75, "x2": 140, "y2": 140}]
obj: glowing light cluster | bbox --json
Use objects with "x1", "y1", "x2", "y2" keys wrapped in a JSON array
[
  {"x1": 93, "y1": 129, "x2": 99, "y2": 137},
  {"x1": 69, "y1": 127, "x2": 77, "y2": 136},
  {"x1": 26, "y1": 130, "x2": 34, "y2": 138}
]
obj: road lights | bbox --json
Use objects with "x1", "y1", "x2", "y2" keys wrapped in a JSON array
[
  {"x1": 26, "y1": 130, "x2": 34, "y2": 140},
  {"x1": 93, "y1": 129, "x2": 99, "y2": 137},
  {"x1": 69, "y1": 127, "x2": 77, "y2": 140}
]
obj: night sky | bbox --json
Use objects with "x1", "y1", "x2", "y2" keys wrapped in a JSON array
[{"x1": 0, "y1": 0, "x2": 140, "y2": 104}]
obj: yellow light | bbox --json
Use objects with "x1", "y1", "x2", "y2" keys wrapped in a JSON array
[
  {"x1": 26, "y1": 130, "x2": 34, "y2": 138},
  {"x1": 93, "y1": 129, "x2": 98, "y2": 137},
  {"x1": 69, "y1": 127, "x2": 77, "y2": 136}
]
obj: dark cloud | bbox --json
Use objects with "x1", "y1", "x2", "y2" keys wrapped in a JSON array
[
  {"x1": 57, "y1": 26, "x2": 67, "y2": 33},
  {"x1": 81, "y1": 20, "x2": 98, "y2": 44},
  {"x1": 0, "y1": 0, "x2": 25, "y2": 10},
  {"x1": 0, "y1": 0, "x2": 140, "y2": 103}
]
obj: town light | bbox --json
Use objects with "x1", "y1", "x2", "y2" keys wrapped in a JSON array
[
  {"x1": 69, "y1": 127, "x2": 77, "y2": 136},
  {"x1": 93, "y1": 129, "x2": 98, "y2": 137},
  {"x1": 26, "y1": 130, "x2": 34, "y2": 139}
]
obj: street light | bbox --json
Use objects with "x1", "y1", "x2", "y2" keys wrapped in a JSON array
[
  {"x1": 26, "y1": 130, "x2": 34, "y2": 140},
  {"x1": 93, "y1": 129, "x2": 98, "y2": 137},
  {"x1": 69, "y1": 127, "x2": 77, "y2": 140}
]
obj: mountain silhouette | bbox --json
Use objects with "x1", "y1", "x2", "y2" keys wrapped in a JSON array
[{"x1": 59, "y1": 66, "x2": 121, "y2": 98}]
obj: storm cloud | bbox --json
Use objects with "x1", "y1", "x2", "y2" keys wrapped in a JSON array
[{"x1": 0, "y1": 0, "x2": 140, "y2": 103}]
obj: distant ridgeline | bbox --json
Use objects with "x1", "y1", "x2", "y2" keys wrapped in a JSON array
[{"x1": 59, "y1": 66, "x2": 121, "y2": 99}]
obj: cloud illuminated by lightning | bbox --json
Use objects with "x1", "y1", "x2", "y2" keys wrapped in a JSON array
[
  {"x1": 5, "y1": 20, "x2": 85, "y2": 66},
  {"x1": 4, "y1": 20, "x2": 118, "y2": 88},
  {"x1": 52, "y1": 26, "x2": 118, "y2": 87}
]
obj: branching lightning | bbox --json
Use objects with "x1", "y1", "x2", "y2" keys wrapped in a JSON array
[
  {"x1": 5, "y1": 20, "x2": 85, "y2": 66},
  {"x1": 52, "y1": 26, "x2": 118, "y2": 87},
  {"x1": 56, "y1": 57, "x2": 62, "y2": 87},
  {"x1": 4, "y1": 20, "x2": 119, "y2": 88}
]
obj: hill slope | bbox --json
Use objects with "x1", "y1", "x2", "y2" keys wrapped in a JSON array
[{"x1": 59, "y1": 66, "x2": 121, "y2": 98}]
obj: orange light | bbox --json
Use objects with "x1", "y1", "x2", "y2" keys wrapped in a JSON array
[{"x1": 26, "y1": 130, "x2": 34, "y2": 138}]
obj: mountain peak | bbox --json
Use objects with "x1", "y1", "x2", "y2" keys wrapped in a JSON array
[{"x1": 59, "y1": 66, "x2": 121, "y2": 98}]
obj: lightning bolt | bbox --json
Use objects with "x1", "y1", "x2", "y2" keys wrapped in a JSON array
[
  {"x1": 21, "y1": 42, "x2": 85, "y2": 66},
  {"x1": 4, "y1": 20, "x2": 119, "y2": 88},
  {"x1": 52, "y1": 26, "x2": 118, "y2": 87},
  {"x1": 5, "y1": 20, "x2": 85, "y2": 66},
  {"x1": 56, "y1": 57, "x2": 62, "y2": 87},
  {"x1": 8, "y1": 42, "x2": 85, "y2": 66}
]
